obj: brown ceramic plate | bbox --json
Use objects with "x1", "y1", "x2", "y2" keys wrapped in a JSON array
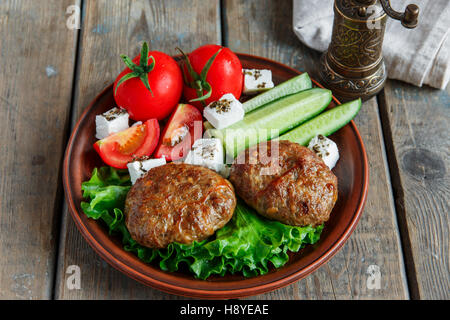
[{"x1": 63, "y1": 53, "x2": 369, "y2": 299}]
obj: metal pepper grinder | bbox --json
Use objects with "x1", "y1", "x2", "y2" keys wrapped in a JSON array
[{"x1": 319, "y1": 0, "x2": 419, "y2": 101}]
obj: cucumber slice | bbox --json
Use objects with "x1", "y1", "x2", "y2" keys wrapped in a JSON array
[
  {"x1": 211, "y1": 88, "x2": 332, "y2": 157},
  {"x1": 243, "y1": 73, "x2": 312, "y2": 113},
  {"x1": 203, "y1": 73, "x2": 312, "y2": 130},
  {"x1": 279, "y1": 98, "x2": 362, "y2": 146}
]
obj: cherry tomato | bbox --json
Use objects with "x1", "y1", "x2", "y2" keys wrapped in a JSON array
[
  {"x1": 94, "y1": 119, "x2": 160, "y2": 169},
  {"x1": 179, "y1": 44, "x2": 243, "y2": 111},
  {"x1": 154, "y1": 104, "x2": 203, "y2": 161},
  {"x1": 113, "y1": 42, "x2": 183, "y2": 121}
]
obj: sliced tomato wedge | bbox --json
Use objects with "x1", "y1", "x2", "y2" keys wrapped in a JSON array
[
  {"x1": 154, "y1": 103, "x2": 202, "y2": 161},
  {"x1": 94, "y1": 119, "x2": 160, "y2": 169}
]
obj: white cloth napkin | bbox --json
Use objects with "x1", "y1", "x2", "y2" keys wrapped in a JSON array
[{"x1": 293, "y1": 0, "x2": 450, "y2": 89}]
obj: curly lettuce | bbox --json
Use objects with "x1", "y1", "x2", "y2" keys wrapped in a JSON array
[{"x1": 81, "y1": 167, "x2": 323, "y2": 279}]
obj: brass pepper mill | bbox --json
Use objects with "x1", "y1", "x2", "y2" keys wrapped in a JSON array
[{"x1": 319, "y1": 0, "x2": 420, "y2": 101}]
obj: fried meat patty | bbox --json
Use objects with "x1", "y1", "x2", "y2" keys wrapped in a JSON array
[
  {"x1": 229, "y1": 140, "x2": 337, "y2": 226},
  {"x1": 125, "y1": 163, "x2": 236, "y2": 248}
]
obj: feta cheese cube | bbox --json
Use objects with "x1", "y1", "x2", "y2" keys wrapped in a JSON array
[
  {"x1": 308, "y1": 134, "x2": 340, "y2": 169},
  {"x1": 184, "y1": 138, "x2": 224, "y2": 173},
  {"x1": 203, "y1": 93, "x2": 244, "y2": 129},
  {"x1": 243, "y1": 69, "x2": 274, "y2": 94},
  {"x1": 127, "y1": 157, "x2": 166, "y2": 184},
  {"x1": 95, "y1": 107, "x2": 129, "y2": 140}
]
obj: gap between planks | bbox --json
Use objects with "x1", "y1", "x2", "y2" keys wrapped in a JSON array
[
  {"x1": 219, "y1": 0, "x2": 227, "y2": 47},
  {"x1": 52, "y1": 0, "x2": 85, "y2": 300}
]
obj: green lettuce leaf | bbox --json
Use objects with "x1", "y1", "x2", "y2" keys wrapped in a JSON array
[{"x1": 81, "y1": 167, "x2": 323, "y2": 279}]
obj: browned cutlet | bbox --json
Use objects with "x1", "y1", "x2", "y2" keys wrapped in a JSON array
[
  {"x1": 125, "y1": 163, "x2": 236, "y2": 249},
  {"x1": 229, "y1": 140, "x2": 337, "y2": 227}
]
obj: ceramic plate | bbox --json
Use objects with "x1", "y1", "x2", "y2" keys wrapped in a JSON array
[{"x1": 63, "y1": 53, "x2": 369, "y2": 299}]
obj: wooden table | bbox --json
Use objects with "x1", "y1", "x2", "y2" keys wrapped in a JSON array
[{"x1": 0, "y1": 0, "x2": 448, "y2": 300}]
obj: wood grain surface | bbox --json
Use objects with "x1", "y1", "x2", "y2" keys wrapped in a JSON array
[
  {"x1": 55, "y1": 0, "x2": 220, "y2": 299},
  {"x1": 0, "y1": 0, "x2": 80, "y2": 299},
  {"x1": 223, "y1": 0, "x2": 408, "y2": 300},
  {"x1": 0, "y1": 0, "x2": 446, "y2": 300},
  {"x1": 379, "y1": 81, "x2": 449, "y2": 299}
]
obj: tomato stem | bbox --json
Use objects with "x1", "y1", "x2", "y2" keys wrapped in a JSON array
[
  {"x1": 115, "y1": 42, "x2": 155, "y2": 97},
  {"x1": 177, "y1": 46, "x2": 223, "y2": 104}
]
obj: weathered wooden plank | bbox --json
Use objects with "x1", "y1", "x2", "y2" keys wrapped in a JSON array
[
  {"x1": 379, "y1": 81, "x2": 449, "y2": 299},
  {"x1": 55, "y1": 0, "x2": 221, "y2": 299},
  {"x1": 0, "y1": 0, "x2": 80, "y2": 299},
  {"x1": 223, "y1": 0, "x2": 409, "y2": 299}
]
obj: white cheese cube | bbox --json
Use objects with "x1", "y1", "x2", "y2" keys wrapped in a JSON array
[
  {"x1": 243, "y1": 69, "x2": 274, "y2": 94},
  {"x1": 95, "y1": 107, "x2": 129, "y2": 140},
  {"x1": 127, "y1": 157, "x2": 166, "y2": 184},
  {"x1": 184, "y1": 138, "x2": 224, "y2": 173},
  {"x1": 203, "y1": 93, "x2": 244, "y2": 129},
  {"x1": 308, "y1": 134, "x2": 340, "y2": 169}
]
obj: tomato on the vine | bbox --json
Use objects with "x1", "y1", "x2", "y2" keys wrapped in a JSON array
[
  {"x1": 178, "y1": 44, "x2": 243, "y2": 111},
  {"x1": 114, "y1": 42, "x2": 183, "y2": 121}
]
